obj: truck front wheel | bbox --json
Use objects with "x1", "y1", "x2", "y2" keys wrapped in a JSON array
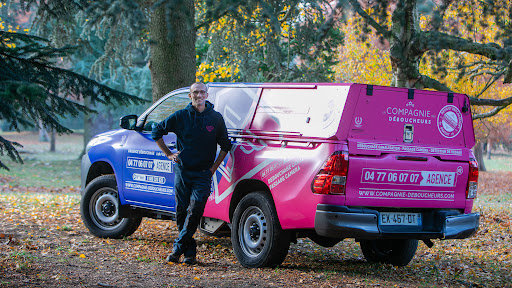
[
  {"x1": 81, "y1": 175, "x2": 142, "y2": 239},
  {"x1": 360, "y1": 239, "x2": 418, "y2": 266},
  {"x1": 231, "y1": 192, "x2": 290, "y2": 268}
]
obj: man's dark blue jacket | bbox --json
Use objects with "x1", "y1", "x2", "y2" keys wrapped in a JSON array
[{"x1": 151, "y1": 101, "x2": 232, "y2": 171}]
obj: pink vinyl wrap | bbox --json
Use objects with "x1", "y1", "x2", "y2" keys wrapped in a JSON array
[{"x1": 202, "y1": 83, "x2": 476, "y2": 230}]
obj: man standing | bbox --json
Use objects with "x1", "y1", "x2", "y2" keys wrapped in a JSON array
[{"x1": 152, "y1": 82, "x2": 232, "y2": 265}]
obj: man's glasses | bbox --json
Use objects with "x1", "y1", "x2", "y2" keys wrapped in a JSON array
[{"x1": 191, "y1": 90, "x2": 207, "y2": 96}]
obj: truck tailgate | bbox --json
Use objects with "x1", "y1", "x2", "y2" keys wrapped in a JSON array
[
  {"x1": 345, "y1": 85, "x2": 475, "y2": 162},
  {"x1": 346, "y1": 153, "x2": 469, "y2": 209}
]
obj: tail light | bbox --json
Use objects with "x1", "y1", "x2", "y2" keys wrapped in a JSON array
[
  {"x1": 466, "y1": 158, "x2": 478, "y2": 199},
  {"x1": 311, "y1": 151, "x2": 349, "y2": 195}
]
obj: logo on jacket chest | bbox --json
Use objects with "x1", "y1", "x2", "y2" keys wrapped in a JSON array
[{"x1": 206, "y1": 126, "x2": 214, "y2": 132}]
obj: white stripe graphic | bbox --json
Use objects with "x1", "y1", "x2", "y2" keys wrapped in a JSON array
[{"x1": 214, "y1": 158, "x2": 274, "y2": 204}]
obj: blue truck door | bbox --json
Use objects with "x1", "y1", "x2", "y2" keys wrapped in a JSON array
[
  {"x1": 122, "y1": 131, "x2": 177, "y2": 211},
  {"x1": 121, "y1": 90, "x2": 190, "y2": 212}
]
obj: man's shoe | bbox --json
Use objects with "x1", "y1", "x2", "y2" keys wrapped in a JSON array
[
  {"x1": 183, "y1": 255, "x2": 197, "y2": 265},
  {"x1": 166, "y1": 252, "x2": 181, "y2": 263}
]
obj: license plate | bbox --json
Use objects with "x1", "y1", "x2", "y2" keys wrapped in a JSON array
[{"x1": 380, "y1": 212, "x2": 421, "y2": 226}]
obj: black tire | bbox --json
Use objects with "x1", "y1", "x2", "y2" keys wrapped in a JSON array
[
  {"x1": 80, "y1": 175, "x2": 142, "y2": 239},
  {"x1": 360, "y1": 239, "x2": 418, "y2": 266},
  {"x1": 231, "y1": 192, "x2": 290, "y2": 268}
]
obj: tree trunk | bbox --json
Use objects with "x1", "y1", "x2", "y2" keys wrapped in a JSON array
[
  {"x1": 50, "y1": 129, "x2": 56, "y2": 152},
  {"x1": 473, "y1": 141, "x2": 487, "y2": 172},
  {"x1": 265, "y1": 34, "x2": 282, "y2": 81},
  {"x1": 39, "y1": 120, "x2": 49, "y2": 142},
  {"x1": 389, "y1": 0, "x2": 424, "y2": 88},
  {"x1": 486, "y1": 138, "x2": 491, "y2": 160},
  {"x1": 149, "y1": 1, "x2": 196, "y2": 103}
]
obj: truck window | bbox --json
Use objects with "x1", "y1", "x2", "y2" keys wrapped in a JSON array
[
  {"x1": 251, "y1": 86, "x2": 348, "y2": 137},
  {"x1": 143, "y1": 92, "x2": 190, "y2": 131},
  {"x1": 208, "y1": 86, "x2": 260, "y2": 130}
]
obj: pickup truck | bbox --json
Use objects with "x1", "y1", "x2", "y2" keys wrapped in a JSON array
[{"x1": 81, "y1": 83, "x2": 480, "y2": 267}]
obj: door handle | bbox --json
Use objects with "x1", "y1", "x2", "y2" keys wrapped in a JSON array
[{"x1": 396, "y1": 155, "x2": 427, "y2": 161}]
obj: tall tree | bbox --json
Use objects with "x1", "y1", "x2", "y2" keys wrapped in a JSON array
[
  {"x1": 344, "y1": 0, "x2": 512, "y2": 120},
  {"x1": 0, "y1": 31, "x2": 146, "y2": 170},
  {"x1": 335, "y1": 15, "x2": 392, "y2": 85},
  {"x1": 196, "y1": 1, "x2": 344, "y2": 82},
  {"x1": 334, "y1": 0, "x2": 512, "y2": 169}
]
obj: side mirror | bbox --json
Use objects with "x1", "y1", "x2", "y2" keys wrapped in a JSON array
[{"x1": 120, "y1": 115, "x2": 138, "y2": 130}]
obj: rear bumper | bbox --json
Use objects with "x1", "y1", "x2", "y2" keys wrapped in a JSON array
[{"x1": 315, "y1": 204, "x2": 480, "y2": 240}]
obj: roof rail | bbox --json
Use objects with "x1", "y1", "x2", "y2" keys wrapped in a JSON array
[{"x1": 207, "y1": 83, "x2": 317, "y2": 89}]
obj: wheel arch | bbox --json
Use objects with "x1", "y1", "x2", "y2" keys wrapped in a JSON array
[
  {"x1": 86, "y1": 161, "x2": 115, "y2": 188},
  {"x1": 229, "y1": 179, "x2": 273, "y2": 222}
]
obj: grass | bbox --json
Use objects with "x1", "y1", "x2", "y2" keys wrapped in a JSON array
[
  {"x1": 2, "y1": 158, "x2": 81, "y2": 187},
  {"x1": 475, "y1": 192, "x2": 512, "y2": 210},
  {"x1": 482, "y1": 153, "x2": 512, "y2": 171},
  {"x1": 136, "y1": 256, "x2": 153, "y2": 263},
  {"x1": 10, "y1": 250, "x2": 37, "y2": 271},
  {"x1": 0, "y1": 192, "x2": 80, "y2": 211},
  {"x1": 0, "y1": 131, "x2": 83, "y2": 187}
]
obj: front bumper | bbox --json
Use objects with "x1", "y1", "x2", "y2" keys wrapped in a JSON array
[
  {"x1": 80, "y1": 154, "x2": 92, "y2": 195},
  {"x1": 315, "y1": 204, "x2": 480, "y2": 240}
]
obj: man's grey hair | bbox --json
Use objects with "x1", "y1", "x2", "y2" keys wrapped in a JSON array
[{"x1": 190, "y1": 82, "x2": 207, "y2": 92}]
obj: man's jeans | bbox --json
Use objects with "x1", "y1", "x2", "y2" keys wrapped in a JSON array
[{"x1": 173, "y1": 165, "x2": 212, "y2": 257}]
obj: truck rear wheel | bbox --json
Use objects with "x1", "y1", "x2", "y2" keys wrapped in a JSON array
[
  {"x1": 231, "y1": 192, "x2": 290, "y2": 268},
  {"x1": 81, "y1": 175, "x2": 142, "y2": 239},
  {"x1": 360, "y1": 239, "x2": 418, "y2": 266}
]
